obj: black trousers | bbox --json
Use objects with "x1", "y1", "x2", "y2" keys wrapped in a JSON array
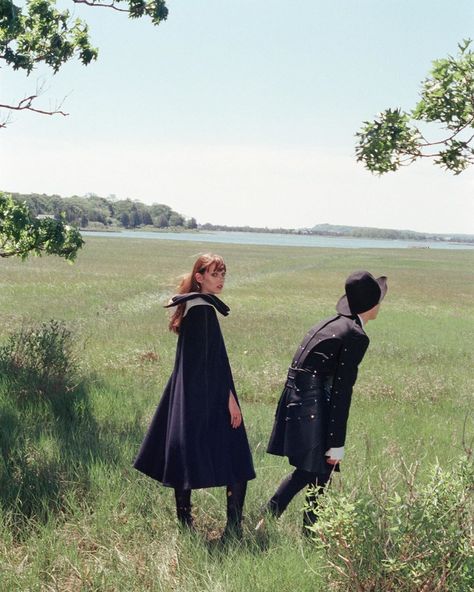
[{"x1": 266, "y1": 467, "x2": 333, "y2": 523}]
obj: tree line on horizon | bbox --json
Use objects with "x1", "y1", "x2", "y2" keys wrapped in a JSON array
[
  {"x1": 5, "y1": 192, "x2": 472, "y2": 244},
  {"x1": 8, "y1": 192, "x2": 198, "y2": 231}
]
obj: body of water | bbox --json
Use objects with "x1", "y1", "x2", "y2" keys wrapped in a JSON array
[{"x1": 81, "y1": 230, "x2": 473, "y2": 250}]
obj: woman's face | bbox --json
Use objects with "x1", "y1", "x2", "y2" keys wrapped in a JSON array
[{"x1": 195, "y1": 264, "x2": 226, "y2": 294}]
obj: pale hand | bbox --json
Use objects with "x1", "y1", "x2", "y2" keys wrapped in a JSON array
[{"x1": 228, "y1": 393, "x2": 242, "y2": 429}]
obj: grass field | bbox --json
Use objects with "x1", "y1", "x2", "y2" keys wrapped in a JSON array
[{"x1": 0, "y1": 237, "x2": 473, "y2": 591}]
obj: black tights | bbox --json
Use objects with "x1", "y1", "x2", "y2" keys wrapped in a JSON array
[
  {"x1": 266, "y1": 468, "x2": 332, "y2": 525},
  {"x1": 174, "y1": 481, "x2": 248, "y2": 527}
]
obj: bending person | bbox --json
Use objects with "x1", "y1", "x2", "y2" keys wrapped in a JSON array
[
  {"x1": 134, "y1": 253, "x2": 255, "y2": 538},
  {"x1": 260, "y1": 270, "x2": 387, "y2": 532}
]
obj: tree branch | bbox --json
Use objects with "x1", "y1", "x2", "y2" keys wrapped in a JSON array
[
  {"x1": 0, "y1": 250, "x2": 21, "y2": 258},
  {"x1": 72, "y1": 0, "x2": 129, "y2": 12},
  {"x1": 417, "y1": 115, "x2": 474, "y2": 148},
  {"x1": 0, "y1": 95, "x2": 69, "y2": 118}
]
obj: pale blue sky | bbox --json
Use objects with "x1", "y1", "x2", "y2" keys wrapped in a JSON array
[{"x1": 1, "y1": 0, "x2": 473, "y2": 233}]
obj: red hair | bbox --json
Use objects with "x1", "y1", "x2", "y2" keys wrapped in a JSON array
[{"x1": 169, "y1": 253, "x2": 226, "y2": 333}]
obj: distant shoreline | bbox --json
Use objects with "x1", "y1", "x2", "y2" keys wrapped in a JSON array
[
  {"x1": 81, "y1": 229, "x2": 474, "y2": 251},
  {"x1": 81, "y1": 226, "x2": 474, "y2": 246}
]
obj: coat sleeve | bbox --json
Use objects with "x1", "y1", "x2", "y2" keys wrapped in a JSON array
[{"x1": 326, "y1": 331, "x2": 369, "y2": 449}]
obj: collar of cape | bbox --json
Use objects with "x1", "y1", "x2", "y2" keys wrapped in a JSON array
[
  {"x1": 290, "y1": 313, "x2": 365, "y2": 369},
  {"x1": 339, "y1": 313, "x2": 365, "y2": 332},
  {"x1": 164, "y1": 292, "x2": 230, "y2": 316}
]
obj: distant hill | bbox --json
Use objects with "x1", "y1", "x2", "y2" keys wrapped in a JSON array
[
  {"x1": 199, "y1": 221, "x2": 474, "y2": 244},
  {"x1": 310, "y1": 224, "x2": 474, "y2": 243}
]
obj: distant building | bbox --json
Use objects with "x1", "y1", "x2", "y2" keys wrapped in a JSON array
[{"x1": 36, "y1": 214, "x2": 55, "y2": 220}]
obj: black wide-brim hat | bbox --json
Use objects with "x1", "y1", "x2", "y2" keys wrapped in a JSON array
[{"x1": 336, "y1": 271, "x2": 387, "y2": 316}]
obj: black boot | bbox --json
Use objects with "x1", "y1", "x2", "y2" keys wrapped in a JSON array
[
  {"x1": 221, "y1": 481, "x2": 247, "y2": 541},
  {"x1": 174, "y1": 488, "x2": 194, "y2": 529}
]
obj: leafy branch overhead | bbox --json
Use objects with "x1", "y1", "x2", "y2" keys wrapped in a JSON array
[
  {"x1": 0, "y1": 0, "x2": 168, "y2": 124},
  {"x1": 0, "y1": 193, "x2": 84, "y2": 260},
  {"x1": 356, "y1": 40, "x2": 474, "y2": 175}
]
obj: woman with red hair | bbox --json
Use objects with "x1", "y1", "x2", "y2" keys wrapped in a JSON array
[{"x1": 134, "y1": 253, "x2": 255, "y2": 539}]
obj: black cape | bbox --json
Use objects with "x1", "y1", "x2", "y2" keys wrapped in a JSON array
[{"x1": 133, "y1": 293, "x2": 256, "y2": 489}]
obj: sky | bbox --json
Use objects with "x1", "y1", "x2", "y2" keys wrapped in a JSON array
[{"x1": 1, "y1": 0, "x2": 473, "y2": 234}]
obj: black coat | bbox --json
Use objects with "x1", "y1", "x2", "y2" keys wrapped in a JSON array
[
  {"x1": 133, "y1": 293, "x2": 256, "y2": 490},
  {"x1": 267, "y1": 314, "x2": 369, "y2": 471}
]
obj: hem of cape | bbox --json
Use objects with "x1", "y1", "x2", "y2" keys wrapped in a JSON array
[
  {"x1": 266, "y1": 448, "x2": 341, "y2": 473},
  {"x1": 133, "y1": 461, "x2": 256, "y2": 488},
  {"x1": 135, "y1": 472, "x2": 257, "y2": 489},
  {"x1": 266, "y1": 449, "x2": 283, "y2": 457}
]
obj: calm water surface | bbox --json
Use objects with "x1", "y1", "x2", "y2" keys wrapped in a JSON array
[{"x1": 82, "y1": 230, "x2": 473, "y2": 250}]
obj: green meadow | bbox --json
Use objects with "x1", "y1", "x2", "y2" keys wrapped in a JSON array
[{"x1": 1, "y1": 237, "x2": 473, "y2": 591}]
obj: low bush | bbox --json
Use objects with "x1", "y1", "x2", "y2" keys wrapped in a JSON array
[
  {"x1": 0, "y1": 320, "x2": 76, "y2": 399},
  {"x1": 309, "y1": 459, "x2": 474, "y2": 592}
]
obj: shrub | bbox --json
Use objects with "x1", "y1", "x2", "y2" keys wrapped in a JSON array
[
  {"x1": 0, "y1": 320, "x2": 76, "y2": 399},
  {"x1": 309, "y1": 460, "x2": 474, "y2": 592}
]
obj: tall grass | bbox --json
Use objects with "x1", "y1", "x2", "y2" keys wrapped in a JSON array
[{"x1": 0, "y1": 238, "x2": 473, "y2": 590}]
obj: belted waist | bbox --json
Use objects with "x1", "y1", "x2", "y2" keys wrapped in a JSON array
[{"x1": 285, "y1": 368, "x2": 333, "y2": 392}]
